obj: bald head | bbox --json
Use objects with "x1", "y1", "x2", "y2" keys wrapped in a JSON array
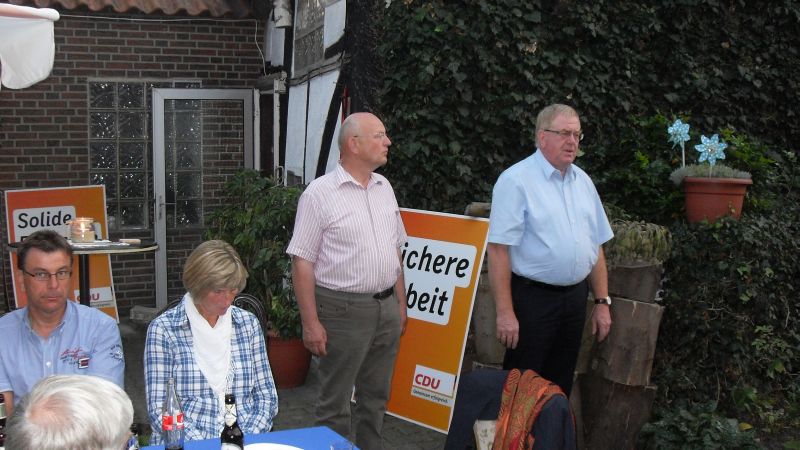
[
  {"x1": 336, "y1": 113, "x2": 392, "y2": 175},
  {"x1": 338, "y1": 112, "x2": 378, "y2": 151}
]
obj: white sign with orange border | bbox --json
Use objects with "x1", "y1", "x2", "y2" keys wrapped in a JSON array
[{"x1": 386, "y1": 208, "x2": 489, "y2": 433}]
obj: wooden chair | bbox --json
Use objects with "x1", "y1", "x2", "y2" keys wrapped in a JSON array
[
  {"x1": 231, "y1": 293, "x2": 268, "y2": 333},
  {"x1": 159, "y1": 297, "x2": 182, "y2": 314}
]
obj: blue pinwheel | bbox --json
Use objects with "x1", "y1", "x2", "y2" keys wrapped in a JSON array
[
  {"x1": 695, "y1": 134, "x2": 727, "y2": 175},
  {"x1": 667, "y1": 119, "x2": 691, "y2": 167}
]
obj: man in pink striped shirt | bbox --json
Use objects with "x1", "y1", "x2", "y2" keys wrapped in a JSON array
[{"x1": 287, "y1": 112, "x2": 407, "y2": 450}]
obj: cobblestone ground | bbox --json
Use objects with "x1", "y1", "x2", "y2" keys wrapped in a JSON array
[{"x1": 274, "y1": 358, "x2": 447, "y2": 449}]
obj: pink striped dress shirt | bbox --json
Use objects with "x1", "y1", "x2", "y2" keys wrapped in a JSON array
[{"x1": 286, "y1": 164, "x2": 407, "y2": 293}]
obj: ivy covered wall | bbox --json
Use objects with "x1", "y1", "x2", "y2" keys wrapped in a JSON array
[
  {"x1": 377, "y1": 0, "x2": 800, "y2": 442},
  {"x1": 378, "y1": 0, "x2": 797, "y2": 212}
]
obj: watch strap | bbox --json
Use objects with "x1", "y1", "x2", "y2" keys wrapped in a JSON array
[{"x1": 594, "y1": 296, "x2": 612, "y2": 305}]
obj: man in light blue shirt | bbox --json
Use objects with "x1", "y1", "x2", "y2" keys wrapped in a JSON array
[
  {"x1": 0, "y1": 230, "x2": 125, "y2": 415},
  {"x1": 487, "y1": 104, "x2": 613, "y2": 396}
]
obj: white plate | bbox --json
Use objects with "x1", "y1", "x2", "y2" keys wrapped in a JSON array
[{"x1": 244, "y1": 444, "x2": 303, "y2": 450}]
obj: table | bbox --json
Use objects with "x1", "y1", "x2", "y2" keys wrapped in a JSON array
[
  {"x1": 7, "y1": 240, "x2": 158, "y2": 306},
  {"x1": 141, "y1": 426, "x2": 357, "y2": 449},
  {"x1": 70, "y1": 240, "x2": 158, "y2": 306}
]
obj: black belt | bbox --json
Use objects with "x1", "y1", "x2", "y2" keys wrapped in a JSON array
[
  {"x1": 373, "y1": 287, "x2": 394, "y2": 299},
  {"x1": 512, "y1": 273, "x2": 582, "y2": 292}
]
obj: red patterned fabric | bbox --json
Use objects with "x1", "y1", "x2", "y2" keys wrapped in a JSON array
[{"x1": 492, "y1": 369, "x2": 566, "y2": 450}]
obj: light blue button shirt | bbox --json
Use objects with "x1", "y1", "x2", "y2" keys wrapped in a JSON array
[
  {"x1": 488, "y1": 150, "x2": 613, "y2": 285},
  {"x1": 0, "y1": 301, "x2": 125, "y2": 404}
]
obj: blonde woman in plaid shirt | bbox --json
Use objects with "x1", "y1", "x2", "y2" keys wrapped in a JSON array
[{"x1": 144, "y1": 240, "x2": 278, "y2": 444}]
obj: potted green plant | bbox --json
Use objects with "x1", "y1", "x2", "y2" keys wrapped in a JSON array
[
  {"x1": 604, "y1": 210, "x2": 671, "y2": 303},
  {"x1": 205, "y1": 170, "x2": 310, "y2": 388},
  {"x1": 265, "y1": 285, "x2": 311, "y2": 388},
  {"x1": 667, "y1": 119, "x2": 752, "y2": 223},
  {"x1": 204, "y1": 170, "x2": 301, "y2": 310}
]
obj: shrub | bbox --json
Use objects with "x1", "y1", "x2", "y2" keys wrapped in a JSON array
[
  {"x1": 377, "y1": 0, "x2": 800, "y2": 441},
  {"x1": 654, "y1": 202, "x2": 800, "y2": 435},
  {"x1": 379, "y1": 1, "x2": 800, "y2": 213},
  {"x1": 583, "y1": 113, "x2": 684, "y2": 223},
  {"x1": 204, "y1": 170, "x2": 302, "y2": 312},
  {"x1": 638, "y1": 401, "x2": 762, "y2": 450}
]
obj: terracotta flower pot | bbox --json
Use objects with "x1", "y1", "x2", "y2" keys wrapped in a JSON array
[
  {"x1": 683, "y1": 177, "x2": 752, "y2": 223},
  {"x1": 267, "y1": 336, "x2": 312, "y2": 389}
]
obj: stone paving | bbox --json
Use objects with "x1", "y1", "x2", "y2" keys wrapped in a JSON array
[{"x1": 273, "y1": 358, "x2": 446, "y2": 449}]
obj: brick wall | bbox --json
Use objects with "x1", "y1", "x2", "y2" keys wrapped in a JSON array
[{"x1": 0, "y1": 13, "x2": 263, "y2": 314}]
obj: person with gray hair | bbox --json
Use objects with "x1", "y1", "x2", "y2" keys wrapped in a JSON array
[
  {"x1": 4, "y1": 374, "x2": 133, "y2": 450},
  {"x1": 488, "y1": 103, "x2": 614, "y2": 397}
]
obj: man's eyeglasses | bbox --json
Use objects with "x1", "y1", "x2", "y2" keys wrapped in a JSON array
[
  {"x1": 354, "y1": 131, "x2": 389, "y2": 140},
  {"x1": 22, "y1": 269, "x2": 72, "y2": 282},
  {"x1": 544, "y1": 129, "x2": 584, "y2": 142}
]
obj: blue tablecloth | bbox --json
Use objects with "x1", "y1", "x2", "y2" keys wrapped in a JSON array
[{"x1": 141, "y1": 426, "x2": 356, "y2": 450}]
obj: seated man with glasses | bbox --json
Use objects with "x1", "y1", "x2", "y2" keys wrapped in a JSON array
[{"x1": 0, "y1": 229, "x2": 125, "y2": 416}]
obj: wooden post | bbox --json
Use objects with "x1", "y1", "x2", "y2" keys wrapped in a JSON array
[
  {"x1": 472, "y1": 269, "x2": 507, "y2": 365},
  {"x1": 607, "y1": 264, "x2": 663, "y2": 304},
  {"x1": 579, "y1": 373, "x2": 658, "y2": 450},
  {"x1": 588, "y1": 298, "x2": 664, "y2": 386},
  {"x1": 574, "y1": 296, "x2": 664, "y2": 449}
]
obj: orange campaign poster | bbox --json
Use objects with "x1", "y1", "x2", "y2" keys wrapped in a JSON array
[
  {"x1": 4, "y1": 185, "x2": 119, "y2": 320},
  {"x1": 386, "y1": 208, "x2": 490, "y2": 433}
]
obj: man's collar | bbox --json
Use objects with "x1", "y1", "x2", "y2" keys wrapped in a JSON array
[
  {"x1": 532, "y1": 149, "x2": 575, "y2": 180},
  {"x1": 335, "y1": 163, "x2": 381, "y2": 187},
  {"x1": 334, "y1": 163, "x2": 352, "y2": 185},
  {"x1": 24, "y1": 301, "x2": 71, "y2": 335}
]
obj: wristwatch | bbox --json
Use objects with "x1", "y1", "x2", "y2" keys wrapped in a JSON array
[{"x1": 594, "y1": 296, "x2": 612, "y2": 305}]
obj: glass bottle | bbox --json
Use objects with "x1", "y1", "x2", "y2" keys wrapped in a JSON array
[
  {"x1": 220, "y1": 393, "x2": 244, "y2": 449},
  {"x1": 0, "y1": 394, "x2": 5, "y2": 425},
  {"x1": 162, "y1": 377, "x2": 185, "y2": 450},
  {"x1": 0, "y1": 394, "x2": 6, "y2": 449}
]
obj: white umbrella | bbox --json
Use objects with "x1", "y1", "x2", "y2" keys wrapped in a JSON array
[{"x1": 0, "y1": 3, "x2": 60, "y2": 90}]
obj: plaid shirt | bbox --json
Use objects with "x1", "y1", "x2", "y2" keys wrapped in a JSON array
[{"x1": 144, "y1": 300, "x2": 278, "y2": 444}]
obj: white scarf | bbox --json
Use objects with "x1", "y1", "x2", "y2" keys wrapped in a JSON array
[{"x1": 184, "y1": 293, "x2": 233, "y2": 415}]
